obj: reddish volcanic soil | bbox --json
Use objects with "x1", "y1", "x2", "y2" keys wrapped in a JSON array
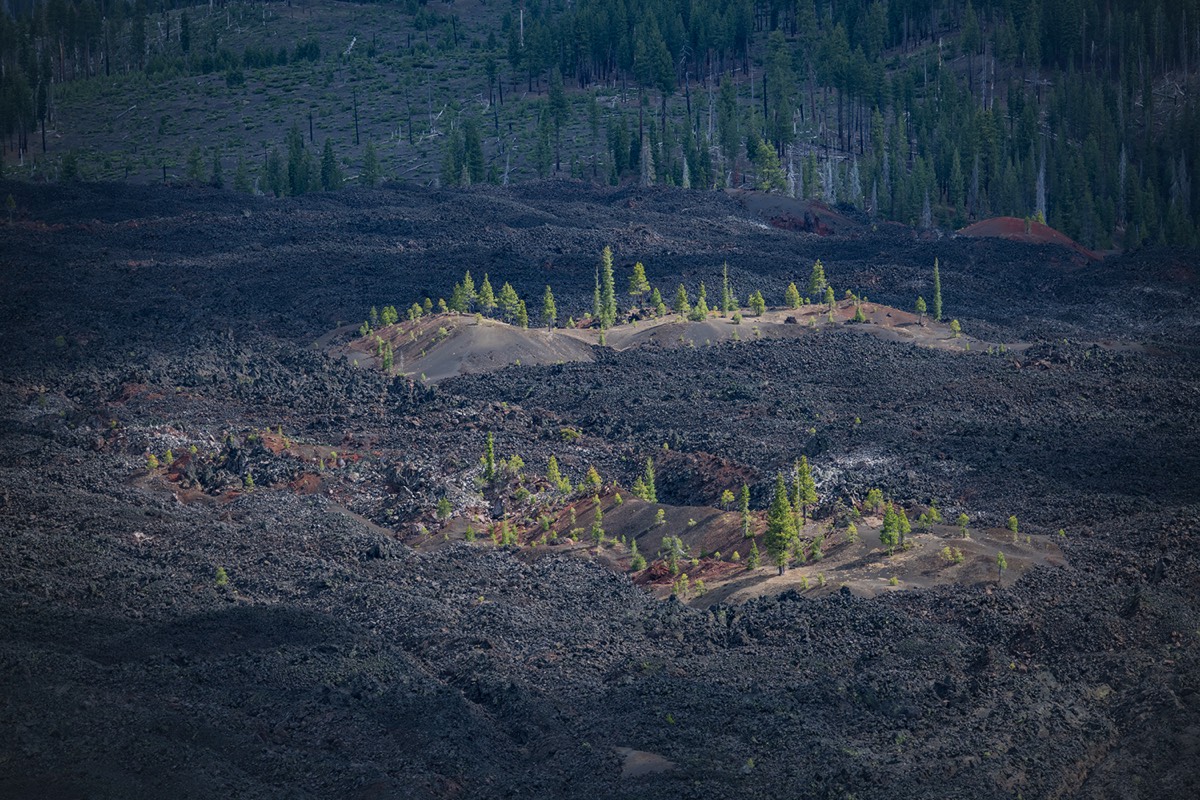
[{"x1": 958, "y1": 216, "x2": 1101, "y2": 262}]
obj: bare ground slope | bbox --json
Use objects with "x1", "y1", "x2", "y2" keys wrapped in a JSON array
[{"x1": 0, "y1": 181, "x2": 1198, "y2": 799}]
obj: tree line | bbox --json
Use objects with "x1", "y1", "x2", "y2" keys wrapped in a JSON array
[{"x1": 4, "y1": 0, "x2": 1197, "y2": 247}]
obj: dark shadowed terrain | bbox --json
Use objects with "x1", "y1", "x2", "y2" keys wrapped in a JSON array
[{"x1": 1, "y1": 180, "x2": 1199, "y2": 799}]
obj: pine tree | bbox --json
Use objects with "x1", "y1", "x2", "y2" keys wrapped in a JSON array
[
  {"x1": 747, "y1": 539, "x2": 761, "y2": 569},
  {"x1": 915, "y1": 296, "x2": 927, "y2": 324},
  {"x1": 233, "y1": 157, "x2": 251, "y2": 193},
  {"x1": 483, "y1": 433, "x2": 496, "y2": 482},
  {"x1": 547, "y1": 455, "x2": 563, "y2": 488},
  {"x1": 690, "y1": 282, "x2": 710, "y2": 320},
  {"x1": 785, "y1": 282, "x2": 801, "y2": 309},
  {"x1": 462, "y1": 271, "x2": 476, "y2": 305},
  {"x1": 599, "y1": 246, "x2": 617, "y2": 327},
  {"x1": 642, "y1": 457, "x2": 657, "y2": 503},
  {"x1": 583, "y1": 465, "x2": 602, "y2": 490},
  {"x1": 361, "y1": 141, "x2": 380, "y2": 187},
  {"x1": 478, "y1": 274, "x2": 497, "y2": 313},
  {"x1": 932, "y1": 258, "x2": 943, "y2": 322},
  {"x1": 823, "y1": 285, "x2": 836, "y2": 312},
  {"x1": 516, "y1": 299, "x2": 529, "y2": 329},
  {"x1": 649, "y1": 287, "x2": 666, "y2": 316},
  {"x1": 542, "y1": 285, "x2": 557, "y2": 328},
  {"x1": 880, "y1": 503, "x2": 900, "y2": 554},
  {"x1": 631, "y1": 476, "x2": 649, "y2": 500},
  {"x1": 320, "y1": 139, "x2": 340, "y2": 191},
  {"x1": 673, "y1": 284, "x2": 691, "y2": 317},
  {"x1": 807, "y1": 259, "x2": 827, "y2": 299},
  {"x1": 449, "y1": 283, "x2": 469, "y2": 313},
  {"x1": 996, "y1": 550, "x2": 1007, "y2": 584},
  {"x1": 748, "y1": 290, "x2": 766, "y2": 316},
  {"x1": 898, "y1": 507, "x2": 911, "y2": 548},
  {"x1": 630, "y1": 540, "x2": 646, "y2": 571},
  {"x1": 721, "y1": 262, "x2": 735, "y2": 315},
  {"x1": 593, "y1": 271, "x2": 603, "y2": 324},
  {"x1": 659, "y1": 535, "x2": 687, "y2": 575},
  {"x1": 756, "y1": 142, "x2": 786, "y2": 192},
  {"x1": 765, "y1": 473, "x2": 798, "y2": 574},
  {"x1": 497, "y1": 282, "x2": 521, "y2": 322},
  {"x1": 628, "y1": 262, "x2": 651, "y2": 303}
]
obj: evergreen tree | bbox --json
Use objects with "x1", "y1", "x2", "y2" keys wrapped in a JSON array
[
  {"x1": 631, "y1": 476, "x2": 649, "y2": 500},
  {"x1": 187, "y1": 147, "x2": 204, "y2": 183},
  {"x1": 807, "y1": 259, "x2": 828, "y2": 299},
  {"x1": 265, "y1": 148, "x2": 285, "y2": 197},
  {"x1": 628, "y1": 262, "x2": 651, "y2": 303},
  {"x1": 516, "y1": 299, "x2": 529, "y2": 329},
  {"x1": 690, "y1": 282, "x2": 710, "y2": 320},
  {"x1": 785, "y1": 282, "x2": 802, "y2": 309},
  {"x1": 721, "y1": 262, "x2": 735, "y2": 315},
  {"x1": 583, "y1": 465, "x2": 603, "y2": 491},
  {"x1": 534, "y1": 102, "x2": 554, "y2": 177},
  {"x1": 320, "y1": 139, "x2": 341, "y2": 191},
  {"x1": 823, "y1": 285, "x2": 836, "y2": 312},
  {"x1": 497, "y1": 281, "x2": 521, "y2": 322},
  {"x1": 747, "y1": 539, "x2": 761, "y2": 569},
  {"x1": 642, "y1": 457, "x2": 657, "y2": 503},
  {"x1": 462, "y1": 271, "x2": 477, "y2": 306},
  {"x1": 996, "y1": 550, "x2": 1007, "y2": 584},
  {"x1": 233, "y1": 157, "x2": 251, "y2": 193},
  {"x1": 880, "y1": 503, "x2": 900, "y2": 554},
  {"x1": 593, "y1": 270, "x2": 603, "y2": 324},
  {"x1": 756, "y1": 141, "x2": 786, "y2": 192},
  {"x1": 541, "y1": 285, "x2": 557, "y2": 328},
  {"x1": 546, "y1": 454, "x2": 562, "y2": 488},
  {"x1": 478, "y1": 274, "x2": 497, "y2": 313},
  {"x1": 286, "y1": 125, "x2": 312, "y2": 196},
  {"x1": 793, "y1": 456, "x2": 817, "y2": 523},
  {"x1": 599, "y1": 246, "x2": 617, "y2": 327},
  {"x1": 548, "y1": 68, "x2": 569, "y2": 170},
  {"x1": 748, "y1": 290, "x2": 766, "y2": 316},
  {"x1": 932, "y1": 258, "x2": 943, "y2": 322},
  {"x1": 630, "y1": 540, "x2": 646, "y2": 571},
  {"x1": 180, "y1": 11, "x2": 191, "y2": 53},
  {"x1": 915, "y1": 296, "x2": 927, "y2": 324},
  {"x1": 717, "y1": 75, "x2": 740, "y2": 180},
  {"x1": 673, "y1": 284, "x2": 691, "y2": 317},
  {"x1": 649, "y1": 287, "x2": 666, "y2": 316},
  {"x1": 361, "y1": 141, "x2": 380, "y2": 187},
  {"x1": 765, "y1": 473, "x2": 798, "y2": 575},
  {"x1": 659, "y1": 535, "x2": 687, "y2": 575}
]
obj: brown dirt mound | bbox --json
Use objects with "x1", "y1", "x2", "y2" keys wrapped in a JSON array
[{"x1": 959, "y1": 216, "x2": 1101, "y2": 261}]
